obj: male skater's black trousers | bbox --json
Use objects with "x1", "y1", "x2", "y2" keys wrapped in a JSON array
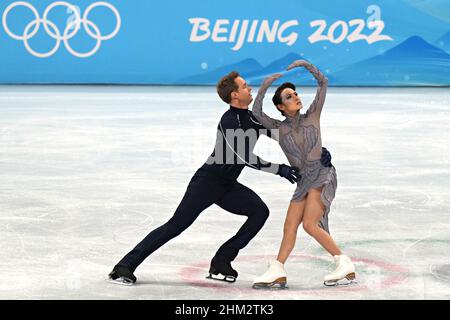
[{"x1": 116, "y1": 165, "x2": 269, "y2": 272}]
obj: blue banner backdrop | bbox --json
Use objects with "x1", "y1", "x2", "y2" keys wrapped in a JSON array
[{"x1": 0, "y1": 0, "x2": 449, "y2": 86}]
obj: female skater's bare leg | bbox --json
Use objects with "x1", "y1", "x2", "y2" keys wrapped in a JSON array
[
  {"x1": 277, "y1": 200, "x2": 305, "y2": 263},
  {"x1": 303, "y1": 188, "x2": 356, "y2": 285},
  {"x1": 253, "y1": 200, "x2": 305, "y2": 289},
  {"x1": 302, "y1": 188, "x2": 341, "y2": 256}
]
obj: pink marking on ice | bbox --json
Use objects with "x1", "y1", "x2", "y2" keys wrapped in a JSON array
[{"x1": 177, "y1": 254, "x2": 410, "y2": 296}]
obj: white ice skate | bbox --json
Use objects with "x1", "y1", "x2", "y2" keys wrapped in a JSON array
[
  {"x1": 323, "y1": 254, "x2": 356, "y2": 287},
  {"x1": 252, "y1": 260, "x2": 287, "y2": 290}
]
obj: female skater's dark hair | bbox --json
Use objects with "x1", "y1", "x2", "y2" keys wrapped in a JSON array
[
  {"x1": 217, "y1": 71, "x2": 240, "y2": 104},
  {"x1": 272, "y1": 82, "x2": 296, "y2": 116}
]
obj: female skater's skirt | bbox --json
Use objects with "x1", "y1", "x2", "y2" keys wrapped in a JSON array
[{"x1": 291, "y1": 160, "x2": 337, "y2": 234}]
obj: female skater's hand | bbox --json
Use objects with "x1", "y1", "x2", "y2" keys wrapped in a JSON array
[
  {"x1": 286, "y1": 60, "x2": 310, "y2": 71},
  {"x1": 259, "y1": 73, "x2": 282, "y2": 92}
]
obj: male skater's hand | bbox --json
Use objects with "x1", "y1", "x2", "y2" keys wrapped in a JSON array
[
  {"x1": 277, "y1": 164, "x2": 301, "y2": 184},
  {"x1": 320, "y1": 147, "x2": 332, "y2": 167},
  {"x1": 259, "y1": 74, "x2": 282, "y2": 93}
]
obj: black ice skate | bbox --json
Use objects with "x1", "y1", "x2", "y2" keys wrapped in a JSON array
[
  {"x1": 206, "y1": 259, "x2": 238, "y2": 283},
  {"x1": 108, "y1": 266, "x2": 137, "y2": 286}
]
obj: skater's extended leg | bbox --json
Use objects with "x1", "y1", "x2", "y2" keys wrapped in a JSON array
[
  {"x1": 206, "y1": 183, "x2": 269, "y2": 282},
  {"x1": 213, "y1": 182, "x2": 270, "y2": 262},
  {"x1": 277, "y1": 200, "x2": 305, "y2": 263},
  {"x1": 252, "y1": 200, "x2": 304, "y2": 289},
  {"x1": 112, "y1": 171, "x2": 225, "y2": 281},
  {"x1": 302, "y1": 187, "x2": 355, "y2": 286},
  {"x1": 302, "y1": 188, "x2": 341, "y2": 256}
]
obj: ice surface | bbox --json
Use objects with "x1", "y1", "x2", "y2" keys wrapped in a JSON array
[{"x1": 0, "y1": 86, "x2": 449, "y2": 299}]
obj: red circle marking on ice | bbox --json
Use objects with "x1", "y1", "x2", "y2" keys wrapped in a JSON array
[{"x1": 178, "y1": 254, "x2": 409, "y2": 296}]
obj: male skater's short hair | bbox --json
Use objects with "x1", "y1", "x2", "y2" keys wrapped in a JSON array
[
  {"x1": 217, "y1": 71, "x2": 240, "y2": 104},
  {"x1": 272, "y1": 82, "x2": 296, "y2": 116}
]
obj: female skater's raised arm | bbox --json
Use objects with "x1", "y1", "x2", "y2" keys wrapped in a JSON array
[
  {"x1": 286, "y1": 60, "x2": 328, "y2": 119},
  {"x1": 252, "y1": 74, "x2": 283, "y2": 130}
]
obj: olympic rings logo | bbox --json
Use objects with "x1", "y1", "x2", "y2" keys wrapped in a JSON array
[{"x1": 2, "y1": 1, "x2": 121, "y2": 58}]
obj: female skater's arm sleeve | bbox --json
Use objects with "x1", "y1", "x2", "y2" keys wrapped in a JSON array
[
  {"x1": 252, "y1": 87, "x2": 282, "y2": 130},
  {"x1": 304, "y1": 63, "x2": 328, "y2": 119}
]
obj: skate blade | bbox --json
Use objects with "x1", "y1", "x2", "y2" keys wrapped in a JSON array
[
  {"x1": 107, "y1": 277, "x2": 135, "y2": 286},
  {"x1": 252, "y1": 277, "x2": 287, "y2": 290},
  {"x1": 324, "y1": 273, "x2": 357, "y2": 287},
  {"x1": 206, "y1": 273, "x2": 236, "y2": 283},
  {"x1": 252, "y1": 282, "x2": 287, "y2": 290}
]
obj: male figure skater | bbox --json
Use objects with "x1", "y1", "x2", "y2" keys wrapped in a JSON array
[{"x1": 108, "y1": 71, "x2": 332, "y2": 284}]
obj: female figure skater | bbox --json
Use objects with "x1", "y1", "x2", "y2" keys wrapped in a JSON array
[{"x1": 251, "y1": 60, "x2": 356, "y2": 288}]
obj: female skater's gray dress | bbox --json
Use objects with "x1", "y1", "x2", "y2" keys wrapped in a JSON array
[{"x1": 252, "y1": 63, "x2": 337, "y2": 234}]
